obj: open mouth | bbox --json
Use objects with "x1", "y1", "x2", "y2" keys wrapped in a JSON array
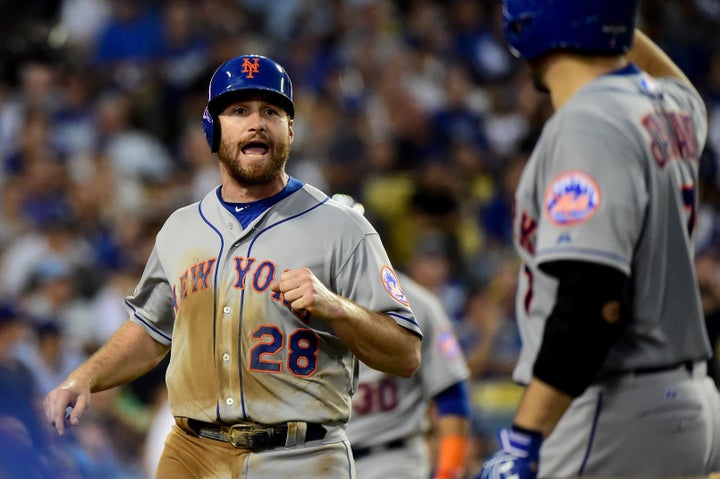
[{"x1": 241, "y1": 141, "x2": 270, "y2": 157}]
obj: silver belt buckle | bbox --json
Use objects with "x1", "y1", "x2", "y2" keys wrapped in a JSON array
[{"x1": 228, "y1": 423, "x2": 254, "y2": 448}]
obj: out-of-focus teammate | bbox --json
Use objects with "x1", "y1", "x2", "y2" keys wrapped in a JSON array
[
  {"x1": 43, "y1": 54, "x2": 422, "y2": 479},
  {"x1": 335, "y1": 195, "x2": 471, "y2": 479},
  {"x1": 476, "y1": 1, "x2": 720, "y2": 478}
]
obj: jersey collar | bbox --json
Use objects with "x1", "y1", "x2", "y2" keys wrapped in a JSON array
[{"x1": 607, "y1": 63, "x2": 641, "y2": 77}]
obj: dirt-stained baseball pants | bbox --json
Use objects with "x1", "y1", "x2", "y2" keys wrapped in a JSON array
[{"x1": 156, "y1": 423, "x2": 355, "y2": 479}]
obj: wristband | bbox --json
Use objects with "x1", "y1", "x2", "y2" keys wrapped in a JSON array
[{"x1": 434, "y1": 435, "x2": 468, "y2": 479}]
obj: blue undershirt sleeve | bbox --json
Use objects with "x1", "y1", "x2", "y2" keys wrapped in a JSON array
[{"x1": 434, "y1": 380, "x2": 471, "y2": 417}]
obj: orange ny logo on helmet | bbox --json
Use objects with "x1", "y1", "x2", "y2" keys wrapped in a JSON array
[{"x1": 242, "y1": 58, "x2": 260, "y2": 78}]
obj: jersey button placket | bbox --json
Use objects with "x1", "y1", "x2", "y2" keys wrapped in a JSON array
[
  {"x1": 221, "y1": 308, "x2": 233, "y2": 407},
  {"x1": 218, "y1": 297, "x2": 238, "y2": 416}
]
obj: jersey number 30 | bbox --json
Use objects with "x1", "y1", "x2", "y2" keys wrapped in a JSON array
[{"x1": 353, "y1": 377, "x2": 399, "y2": 415}]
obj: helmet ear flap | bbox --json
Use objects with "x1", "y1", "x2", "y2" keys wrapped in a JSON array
[{"x1": 202, "y1": 106, "x2": 219, "y2": 153}]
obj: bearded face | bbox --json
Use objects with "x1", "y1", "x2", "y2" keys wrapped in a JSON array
[
  {"x1": 215, "y1": 97, "x2": 294, "y2": 186},
  {"x1": 217, "y1": 128, "x2": 292, "y2": 186}
]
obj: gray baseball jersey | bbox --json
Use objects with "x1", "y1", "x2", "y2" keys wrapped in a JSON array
[
  {"x1": 347, "y1": 273, "x2": 469, "y2": 472},
  {"x1": 512, "y1": 64, "x2": 720, "y2": 476},
  {"x1": 125, "y1": 182, "x2": 421, "y2": 427},
  {"x1": 513, "y1": 65, "x2": 711, "y2": 384}
]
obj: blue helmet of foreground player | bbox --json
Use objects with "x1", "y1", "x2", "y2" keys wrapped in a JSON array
[
  {"x1": 202, "y1": 54, "x2": 294, "y2": 152},
  {"x1": 502, "y1": 0, "x2": 639, "y2": 60}
]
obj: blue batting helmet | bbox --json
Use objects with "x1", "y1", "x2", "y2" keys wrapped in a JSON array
[
  {"x1": 502, "y1": 0, "x2": 639, "y2": 60},
  {"x1": 202, "y1": 55, "x2": 294, "y2": 152}
]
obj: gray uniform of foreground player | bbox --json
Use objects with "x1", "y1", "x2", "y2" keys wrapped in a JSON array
[
  {"x1": 126, "y1": 184, "x2": 422, "y2": 478},
  {"x1": 513, "y1": 64, "x2": 720, "y2": 476}
]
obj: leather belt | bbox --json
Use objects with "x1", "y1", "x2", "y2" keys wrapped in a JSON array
[
  {"x1": 179, "y1": 418, "x2": 326, "y2": 451},
  {"x1": 632, "y1": 360, "x2": 694, "y2": 376},
  {"x1": 352, "y1": 438, "x2": 407, "y2": 459},
  {"x1": 597, "y1": 360, "x2": 695, "y2": 381}
]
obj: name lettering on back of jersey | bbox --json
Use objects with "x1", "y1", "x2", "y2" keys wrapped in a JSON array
[
  {"x1": 544, "y1": 171, "x2": 601, "y2": 226},
  {"x1": 641, "y1": 110, "x2": 697, "y2": 167},
  {"x1": 380, "y1": 266, "x2": 410, "y2": 306},
  {"x1": 518, "y1": 211, "x2": 537, "y2": 254}
]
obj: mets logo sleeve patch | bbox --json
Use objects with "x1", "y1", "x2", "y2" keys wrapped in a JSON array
[
  {"x1": 437, "y1": 329, "x2": 463, "y2": 360},
  {"x1": 544, "y1": 170, "x2": 602, "y2": 226},
  {"x1": 380, "y1": 266, "x2": 410, "y2": 306}
]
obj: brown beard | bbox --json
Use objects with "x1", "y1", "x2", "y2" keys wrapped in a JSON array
[{"x1": 217, "y1": 135, "x2": 291, "y2": 185}]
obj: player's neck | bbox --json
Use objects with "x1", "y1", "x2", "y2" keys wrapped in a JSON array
[
  {"x1": 220, "y1": 172, "x2": 289, "y2": 203},
  {"x1": 543, "y1": 54, "x2": 627, "y2": 109}
]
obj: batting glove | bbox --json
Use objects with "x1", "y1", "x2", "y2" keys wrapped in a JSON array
[{"x1": 472, "y1": 425, "x2": 543, "y2": 479}]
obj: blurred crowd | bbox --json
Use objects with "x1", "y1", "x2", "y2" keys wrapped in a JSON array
[{"x1": 1, "y1": 0, "x2": 720, "y2": 477}]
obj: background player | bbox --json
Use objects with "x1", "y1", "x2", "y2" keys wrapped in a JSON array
[
  {"x1": 476, "y1": 1, "x2": 720, "y2": 478},
  {"x1": 43, "y1": 54, "x2": 422, "y2": 479},
  {"x1": 334, "y1": 194, "x2": 471, "y2": 479}
]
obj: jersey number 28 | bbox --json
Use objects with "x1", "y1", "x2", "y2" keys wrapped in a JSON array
[{"x1": 249, "y1": 325, "x2": 320, "y2": 377}]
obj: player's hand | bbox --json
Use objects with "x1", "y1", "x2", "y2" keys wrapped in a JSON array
[
  {"x1": 43, "y1": 378, "x2": 91, "y2": 436},
  {"x1": 272, "y1": 267, "x2": 340, "y2": 320},
  {"x1": 472, "y1": 426, "x2": 543, "y2": 479}
]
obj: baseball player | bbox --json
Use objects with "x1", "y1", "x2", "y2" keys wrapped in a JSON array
[
  {"x1": 43, "y1": 54, "x2": 422, "y2": 479},
  {"x1": 475, "y1": 1, "x2": 720, "y2": 478},
  {"x1": 333, "y1": 195, "x2": 472, "y2": 479}
]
